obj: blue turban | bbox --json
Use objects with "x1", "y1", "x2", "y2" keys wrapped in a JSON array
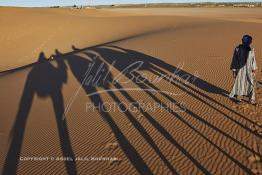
[{"x1": 242, "y1": 34, "x2": 252, "y2": 47}]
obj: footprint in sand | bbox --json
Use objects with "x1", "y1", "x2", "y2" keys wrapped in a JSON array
[
  {"x1": 256, "y1": 121, "x2": 262, "y2": 127},
  {"x1": 251, "y1": 168, "x2": 262, "y2": 174},
  {"x1": 242, "y1": 104, "x2": 251, "y2": 112},
  {"x1": 249, "y1": 124, "x2": 262, "y2": 132},
  {"x1": 248, "y1": 154, "x2": 261, "y2": 163},
  {"x1": 250, "y1": 111, "x2": 257, "y2": 115},
  {"x1": 257, "y1": 130, "x2": 262, "y2": 136},
  {"x1": 249, "y1": 124, "x2": 257, "y2": 132},
  {"x1": 137, "y1": 114, "x2": 143, "y2": 120},
  {"x1": 105, "y1": 142, "x2": 118, "y2": 150},
  {"x1": 109, "y1": 157, "x2": 122, "y2": 165}
]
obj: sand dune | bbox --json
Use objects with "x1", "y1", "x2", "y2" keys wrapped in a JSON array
[
  {"x1": 0, "y1": 7, "x2": 187, "y2": 71},
  {"x1": 0, "y1": 7, "x2": 262, "y2": 175}
]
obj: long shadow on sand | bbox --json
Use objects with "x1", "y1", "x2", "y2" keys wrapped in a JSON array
[
  {"x1": 4, "y1": 44, "x2": 259, "y2": 174},
  {"x1": 85, "y1": 45, "x2": 258, "y2": 174},
  {"x1": 64, "y1": 44, "x2": 257, "y2": 174},
  {"x1": 64, "y1": 52, "x2": 155, "y2": 174},
  {"x1": 2, "y1": 52, "x2": 77, "y2": 175},
  {"x1": 64, "y1": 49, "x2": 209, "y2": 174},
  {"x1": 90, "y1": 45, "x2": 261, "y2": 132}
]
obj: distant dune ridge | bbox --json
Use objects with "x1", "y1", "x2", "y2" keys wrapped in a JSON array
[{"x1": 1, "y1": 7, "x2": 262, "y2": 175}]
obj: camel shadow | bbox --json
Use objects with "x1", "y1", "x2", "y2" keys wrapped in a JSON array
[
  {"x1": 86, "y1": 45, "x2": 228, "y2": 96},
  {"x1": 4, "y1": 44, "x2": 256, "y2": 175},
  {"x1": 3, "y1": 52, "x2": 77, "y2": 175},
  {"x1": 85, "y1": 45, "x2": 256, "y2": 174},
  {"x1": 64, "y1": 51, "x2": 154, "y2": 174}
]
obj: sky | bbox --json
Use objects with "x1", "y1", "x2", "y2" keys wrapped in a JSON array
[{"x1": 0, "y1": 0, "x2": 261, "y2": 7}]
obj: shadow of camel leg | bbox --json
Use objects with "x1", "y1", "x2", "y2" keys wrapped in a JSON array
[
  {"x1": 51, "y1": 91, "x2": 77, "y2": 175},
  {"x1": 2, "y1": 81, "x2": 34, "y2": 175}
]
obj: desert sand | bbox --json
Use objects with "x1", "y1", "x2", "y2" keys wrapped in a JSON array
[{"x1": 0, "y1": 7, "x2": 262, "y2": 175}]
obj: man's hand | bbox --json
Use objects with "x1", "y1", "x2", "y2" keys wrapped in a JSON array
[{"x1": 233, "y1": 71, "x2": 237, "y2": 79}]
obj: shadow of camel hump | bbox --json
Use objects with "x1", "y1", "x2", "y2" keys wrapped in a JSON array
[
  {"x1": 93, "y1": 45, "x2": 228, "y2": 95},
  {"x1": 3, "y1": 52, "x2": 77, "y2": 175}
]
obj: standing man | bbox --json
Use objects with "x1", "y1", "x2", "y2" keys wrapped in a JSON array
[{"x1": 229, "y1": 34, "x2": 258, "y2": 105}]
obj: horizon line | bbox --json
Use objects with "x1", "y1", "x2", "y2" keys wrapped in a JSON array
[{"x1": 0, "y1": 1, "x2": 262, "y2": 8}]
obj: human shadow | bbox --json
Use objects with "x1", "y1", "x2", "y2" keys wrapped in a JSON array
[{"x1": 3, "y1": 52, "x2": 77, "y2": 175}]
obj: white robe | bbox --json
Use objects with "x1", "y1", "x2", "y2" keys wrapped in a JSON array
[{"x1": 229, "y1": 48, "x2": 257, "y2": 100}]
